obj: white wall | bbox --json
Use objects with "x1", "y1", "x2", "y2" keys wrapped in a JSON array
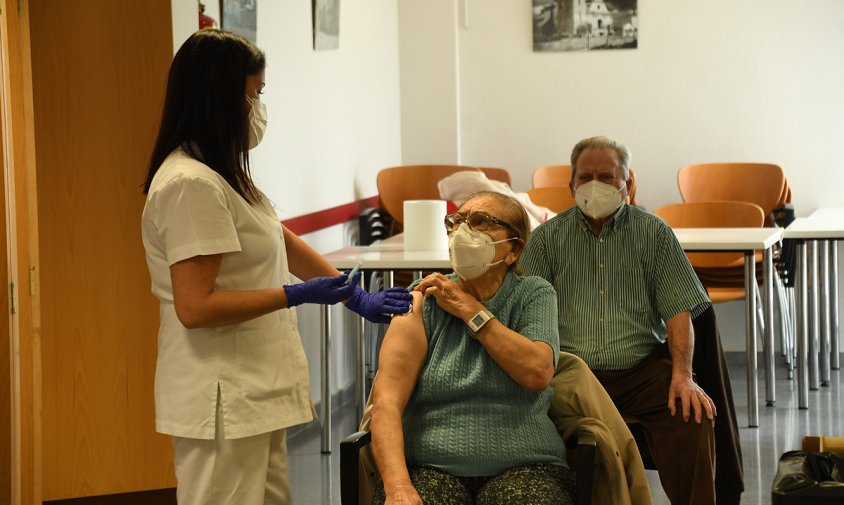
[
  {"x1": 400, "y1": 0, "x2": 844, "y2": 351},
  {"x1": 171, "y1": 0, "x2": 403, "y2": 402},
  {"x1": 398, "y1": 0, "x2": 460, "y2": 163}
]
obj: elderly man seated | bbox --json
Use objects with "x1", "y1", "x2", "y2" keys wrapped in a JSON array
[{"x1": 520, "y1": 136, "x2": 722, "y2": 505}]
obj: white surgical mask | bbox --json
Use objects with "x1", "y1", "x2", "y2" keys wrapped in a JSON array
[
  {"x1": 245, "y1": 95, "x2": 267, "y2": 149},
  {"x1": 448, "y1": 223, "x2": 515, "y2": 280},
  {"x1": 575, "y1": 180, "x2": 625, "y2": 219}
]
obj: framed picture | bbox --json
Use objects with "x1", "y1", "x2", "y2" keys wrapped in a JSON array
[
  {"x1": 313, "y1": 0, "x2": 340, "y2": 51},
  {"x1": 222, "y1": 0, "x2": 257, "y2": 43},
  {"x1": 533, "y1": 0, "x2": 637, "y2": 52}
]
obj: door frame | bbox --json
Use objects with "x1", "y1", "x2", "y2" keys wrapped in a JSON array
[{"x1": 1, "y1": 1, "x2": 43, "y2": 504}]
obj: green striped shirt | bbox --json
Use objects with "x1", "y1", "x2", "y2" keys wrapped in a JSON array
[{"x1": 520, "y1": 205, "x2": 711, "y2": 370}]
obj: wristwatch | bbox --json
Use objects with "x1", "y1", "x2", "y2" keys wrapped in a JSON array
[{"x1": 466, "y1": 309, "x2": 495, "y2": 338}]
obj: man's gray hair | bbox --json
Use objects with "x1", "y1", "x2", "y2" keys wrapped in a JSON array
[{"x1": 570, "y1": 136, "x2": 631, "y2": 182}]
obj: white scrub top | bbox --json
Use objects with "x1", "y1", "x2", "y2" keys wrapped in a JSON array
[{"x1": 142, "y1": 148, "x2": 314, "y2": 440}]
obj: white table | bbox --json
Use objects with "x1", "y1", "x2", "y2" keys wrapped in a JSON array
[
  {"x1": 783, "y1": 211, "x2": 844, "y2": 410},
  {"x1": 672, "y1": 228, "x2": 783, "y2": 428},
  {"x1": 318, "y1": 228, "x2": 781, "y2": 450}
]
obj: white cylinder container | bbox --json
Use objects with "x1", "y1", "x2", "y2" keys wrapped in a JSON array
[{"x1": 403, "y1": 200, "x2": 448, "y2": 252}]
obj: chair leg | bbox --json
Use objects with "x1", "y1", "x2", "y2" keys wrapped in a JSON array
[
  {"x1": 775, "y1": 275, "x2": 794, "y2": 379},
  {"x1": 340, "y1": 431, "x2": 371, "y2": 505},
  {"x1": 776, "y1": 275, "x2": 796, "y2": 380},
  {"x1": 754, "y1": 282, "x2": 766, "y2": 340},
  {"x1": 775, "y1": 273, "x2": 789, "y2": 360},
  {"x1": 576, "y1": 434, "x2": 597, "y2": 505},
  {"x1": 780, "y1": 276, "x2": 797, "y2": 378}
]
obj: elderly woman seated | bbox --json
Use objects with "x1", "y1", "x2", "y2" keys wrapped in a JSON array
[{"x1": 370, "y1": 191, "x2": 575, "y2": 505}]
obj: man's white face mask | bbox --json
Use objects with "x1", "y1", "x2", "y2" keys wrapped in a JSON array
[
  {"x1": 245, "y1": 95, "x2": 267, "y2": 150},
  {"x1": 575, "y1": 180, "x2": 624, "y2": 220}
]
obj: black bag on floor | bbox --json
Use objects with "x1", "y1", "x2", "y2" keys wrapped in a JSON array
[{"x1": 771, "y1": 451, "x2": 844, "y2": 504}]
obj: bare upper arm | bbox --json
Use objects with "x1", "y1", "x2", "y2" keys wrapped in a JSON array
[
  {"x1": 372, "y1": 290, "x2": 428, "y2": 409},
  {"x1": 169, "y1": 254, "x2": 222, "y2": 325}
]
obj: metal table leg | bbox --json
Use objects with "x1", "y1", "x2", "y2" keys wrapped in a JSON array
[
  {"x1": 356, "y1": 275, "x2": 367, "y2": 420},
  {"x1": 809, "y1": 241, "x2": 820, "y2": 390},
  {"x1": 820, "y1": 241, "x2": 831, "y2": 386},
  {"x1": 764, "y1": 248, "x2": 776, "y2": 406},
  {"x1": 831, "y1": 242, "x2": 840, "y2": 370},
  {"x1": 321, "y1": 304, "x2": 332, "y2": 453},
  {"x1": 796, "y1": 241, "x2": 809, "y2": 409},
  {"x1": 745, "y1": 250, "x2": 759, "y2": 427}
]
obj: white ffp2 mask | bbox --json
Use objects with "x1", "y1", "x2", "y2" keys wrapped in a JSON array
[
  {"x1": 448, "y1": 224, "x2": 515, "y2": 280},
  {"x1": 575, "y1": 180, "x2": 624, "y2": 219}
]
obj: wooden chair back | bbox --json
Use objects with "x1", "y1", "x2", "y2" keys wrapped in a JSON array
[
  {"x1": 677, "y1": 163, "x2": 786, "y2": 226},
  {"x1": 376, "y1": 165, "x2": 511, "y2": 225},
  {"x1": 526, "y1": 187, "x2": 576, "y2": 213},
  {"x1": 652, "y1": 201, "x2": 765, "y2": 269},
  {"x1": 532, "y1": 164, "x2": 571, "y2": 188}
]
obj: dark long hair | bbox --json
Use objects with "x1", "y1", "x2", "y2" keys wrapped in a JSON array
[{"x1": 144, "y1": 30, "x2": 265, "y2": 204}]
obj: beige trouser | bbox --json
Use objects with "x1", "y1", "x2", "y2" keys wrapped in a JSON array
[{"x1": 172, "y1": 398, "x2": 289, "y2": 505}]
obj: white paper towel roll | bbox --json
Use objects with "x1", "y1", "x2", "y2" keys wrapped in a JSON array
[{"x1": 404, "y1": 200, "x2": 448, "y2": 252}]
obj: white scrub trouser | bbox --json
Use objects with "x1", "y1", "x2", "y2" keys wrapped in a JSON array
[{"x1": 172, "y1": 399, "x2": 289, "y2": 505}]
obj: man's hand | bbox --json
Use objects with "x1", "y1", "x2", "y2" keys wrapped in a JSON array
[
  {"x1": 385, "y1": 481, "x2": 423, "y2": 505},
  {"x1": 668, "y1": 374, "x2": 717, "y2": 423}
]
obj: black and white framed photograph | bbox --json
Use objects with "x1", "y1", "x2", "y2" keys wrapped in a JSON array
[
  {"x1": 533, "y1": 0, "x2": 637, "y2": 52},
  {"x1": 222, "y1": 0, "x2": 257, "y2": 43},
  {"x1": 313, "y1": 0, "x2": 340, "y2": 50}
]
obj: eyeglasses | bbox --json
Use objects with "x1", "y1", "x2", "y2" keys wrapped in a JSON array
[{"x1": 444, "y1": 212, "x2": 517, "y2": 235}]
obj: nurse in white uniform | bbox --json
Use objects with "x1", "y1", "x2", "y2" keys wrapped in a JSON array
[{"x1": 141, "y1": 30, "x2": 410, "y2": 505}]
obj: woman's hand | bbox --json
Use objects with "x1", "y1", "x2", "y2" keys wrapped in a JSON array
[
  {"x1": 414, "y1": 273, "x2": 482, "y2": 321},
  {"x1": 283, "y1": 272, "x2": 359, "y2": 307},
  {"x1": 345, "y1": 285, "x2": 412, "y2": 323},
  {"x1": 385, "y1": 481, "x2": 423, "y2": 505}
]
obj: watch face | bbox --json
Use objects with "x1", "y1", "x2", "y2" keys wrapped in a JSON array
[{"x1": 471, "y1": 314, "x2": 486, "y2": 327}]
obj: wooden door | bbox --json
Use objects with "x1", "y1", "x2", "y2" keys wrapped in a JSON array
[{"x1": 27, "y1": 0, "x2": 175, "y2": 499}]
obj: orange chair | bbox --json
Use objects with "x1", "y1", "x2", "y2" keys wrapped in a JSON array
[
  {"x1": 526, "y1": 187, "x2": 576, "y2": 213},
  {"x1": 532, "y1": 164, "x2": 639, "y2": 206},
  {"x1": 677, "y1": 163, "x2": 787, "y2": 226},
  {"x1": 376, "y1": 165, "x2": 512, "y2": 225},
  {"x1": 532, "y1": 164, "x2": 571, "y2": 188},
  {"x1": 653, "y1": 201, "x2": 765, "y2": 304},
  {"x1": 654, "y1": 199, "x2": 788, "y2": 404},
  {"x1": 676, "y1": 162, "x2": 791, "y2": 291}
]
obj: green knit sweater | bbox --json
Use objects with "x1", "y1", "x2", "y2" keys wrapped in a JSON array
[{"x1": 403, "y1": 271, "x2": 566, "y2": 477}]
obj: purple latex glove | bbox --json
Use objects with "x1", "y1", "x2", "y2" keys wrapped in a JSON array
[
  {"x1": 345, "y1": 285, "x2": 413, "y2": 324},
  {"x1": 284, "y1": 272, "x2": 360, "y2": 308}
]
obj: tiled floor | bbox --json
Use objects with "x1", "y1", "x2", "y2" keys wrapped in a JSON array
[{"x1": 288, "y1": 353, "x2": 844, "y2": 505}]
